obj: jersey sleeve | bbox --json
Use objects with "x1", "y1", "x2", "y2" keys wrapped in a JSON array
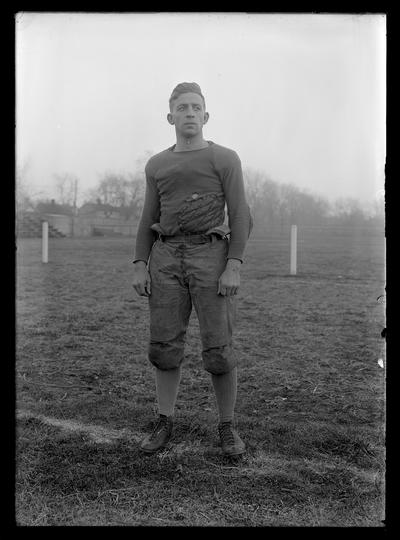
[
  {"x1": 216, "y1": 149, "x2": 252, "y2": 261},
  {"x1": 133, "y1": 162, "x2": 160, "y2": 263}
]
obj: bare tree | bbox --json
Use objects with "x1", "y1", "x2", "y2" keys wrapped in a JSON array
[
  {"x1": 331, "y1": 197, "x2": 366, "y2": 226},
  {"x1": 82, "y1": 151, "x2": 153, "y2": 219},
  {"x1": 125, "y1": 150, "x2": 153, "y2": 217},
  {"x1": 243, "y1": 167, "x2": 270, "y2": 210},
  {"x1": 95, "y1": 173, "x2": 126, "y2": 206},
  {"x1": 243, "y1": 167, "x2": 332, "y2": 230},
  {"x1": 125, "y1": 156, "x2": 149, "y2": 219},
  {"x1": 243, "y1": 168, "x2": 281, "y2": 229},
  {"x1": 54, "y1": 173, "x2": 79, "y2": 210},
  {"x1": 16, "y1": 159, "x2": 38, "y2": 214},
  {"x1": 369, "y1": 191, "x2": 385, "y2": 225}
]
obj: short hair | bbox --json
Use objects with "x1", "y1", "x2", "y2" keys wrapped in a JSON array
[{"x1": 169, "y1": 82, "x2": 205, "y2": 110}]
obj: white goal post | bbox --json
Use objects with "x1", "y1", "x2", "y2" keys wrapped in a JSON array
[
  {"x1": 42, "y1": 221, "x2": 49, "y2": 263},
  {"x1": 290, "y1": 224, "x2": 297, "y2": 275}
]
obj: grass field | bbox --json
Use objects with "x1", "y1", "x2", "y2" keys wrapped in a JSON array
[{"x1": 15, "y1": 226, "x2": 386, "y2": 526}]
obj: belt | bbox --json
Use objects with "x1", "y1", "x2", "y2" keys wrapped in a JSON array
[{"x1": 159, "y1": 232, "x2": 217, "y2": 244}]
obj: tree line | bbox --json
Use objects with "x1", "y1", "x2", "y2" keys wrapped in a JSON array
[{"x1": 242, "y1": 168, "x2": 384, "y2": 229}]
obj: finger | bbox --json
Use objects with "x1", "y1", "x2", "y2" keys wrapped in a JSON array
[
  {"x1": 141, "y1": 282, "x2": 149, "y2": 296},
  {"x1": 217, "y1": 280, "x2": 221, "y2": 295},
  {"x1": 134, "y1": 283, "x2": 146, "y2": 297},
  {"x1": 146, "y1": 279, "x2": 151, "y2": 295},
  {"x1": 132, "y1": 284, "x2": 141, "y2": 296}
]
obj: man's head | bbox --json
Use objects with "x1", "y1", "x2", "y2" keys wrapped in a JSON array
[
  {"x1": 167, "y1": 82, "x2": 209, "y2": 138},
  {"x1": 169, "y1": 82, "x2": 205, "y2": 111}
]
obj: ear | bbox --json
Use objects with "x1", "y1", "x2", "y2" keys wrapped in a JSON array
[
  {"x1": 203, "y1": 112, "x2": 209, "y2": 124},
  {"x1": 167, "y1": 113, "x2": 174, "y2": 125}
]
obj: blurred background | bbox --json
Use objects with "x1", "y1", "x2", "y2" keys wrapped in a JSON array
[{"x1": 15, "y1": 12, "x2": 386, "y2": 237}]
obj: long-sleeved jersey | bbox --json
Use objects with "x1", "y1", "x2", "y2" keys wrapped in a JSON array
[{"x1": 134, "y1": 141, "x2": 252, "y2": 262}]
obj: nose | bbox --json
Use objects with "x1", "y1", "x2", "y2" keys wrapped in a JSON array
[{"x1": 186, "y1": 106, "x2": 195, "y2": 116}]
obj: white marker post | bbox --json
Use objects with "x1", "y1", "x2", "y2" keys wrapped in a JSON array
[
  {"x1": 42, "y1": 221, "x2": 49, "y2": 263},
  {"x1": 290, "y1": 224, "x2": 297, "y2": 275}
]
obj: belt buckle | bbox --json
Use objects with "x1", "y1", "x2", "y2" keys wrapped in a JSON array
[{"x1": 188, "y1": 233, "x2": 206, "y2": 244}]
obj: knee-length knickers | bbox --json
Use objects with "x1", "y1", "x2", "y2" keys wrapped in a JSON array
[{"x1": 148, "y1": 235, "x2": 237, "y2": 375}]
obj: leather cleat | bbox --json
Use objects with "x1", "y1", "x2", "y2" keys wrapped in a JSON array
[
  {"x1": 139, "y1": 415, "x2": 173, "y2": 454},
  {"x1": 218, "y1": 421, "x2": 246, "y2": 457}
]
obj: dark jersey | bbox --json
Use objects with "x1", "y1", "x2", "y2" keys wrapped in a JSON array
[{"x1": 134, "y1": 141, "x2": 252, "y2": 262}]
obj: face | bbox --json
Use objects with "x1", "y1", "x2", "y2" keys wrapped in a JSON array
[{"x1": 167, "y1": 92, "x2": 209, "y2": 137}]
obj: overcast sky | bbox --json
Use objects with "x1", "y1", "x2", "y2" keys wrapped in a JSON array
[{"x1": 16, "y1": 12, "x2": 386, "y2": 206}]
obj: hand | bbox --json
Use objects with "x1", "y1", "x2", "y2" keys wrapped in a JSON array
[
  {"x1": 132, "y1": 261, "x2": 151, "y2": 297},
  {"x1": 217, "y1": 259, "x2": 241, "y2": 297}
]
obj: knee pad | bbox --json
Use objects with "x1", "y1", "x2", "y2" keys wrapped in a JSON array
[
  {"x1": 202, "y1": 345, "x2": 237, "y2": 375},
  {"x1": 149, "y1": 341, "x2": 184, "y2": 370}
]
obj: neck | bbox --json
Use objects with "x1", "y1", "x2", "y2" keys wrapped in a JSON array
[{"x1": 174, "y1": 133, "x2": 208, "y2": 152}]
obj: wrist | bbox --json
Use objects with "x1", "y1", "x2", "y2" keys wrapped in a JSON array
[{"x1": 226, "y1": 258, "x2": 242, "y2": 271}]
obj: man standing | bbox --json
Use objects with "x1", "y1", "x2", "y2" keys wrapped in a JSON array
[{"x1": 132, "y1": 82, "x2": 252, "y2": 457}]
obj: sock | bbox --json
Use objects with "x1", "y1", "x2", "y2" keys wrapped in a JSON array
[
  {"x1": 211, "y1": 367, "x2": 237, "y2": 424},
  {"x1": 155, "y1": 366, "x2": 182, "y2": 417}
]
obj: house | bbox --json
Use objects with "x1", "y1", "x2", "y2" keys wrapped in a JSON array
[
  {"x1": 36, "y1": 199, "x2": 74, "y2": 216},
  {"x1": 77, "y1": 200, "x2": 138, "y2": 236},
  {"x1": 78, "y1": 200, "x2": 122, "y2": 219}
]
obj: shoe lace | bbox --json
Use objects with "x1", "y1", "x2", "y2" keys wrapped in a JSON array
[
  {"x1": 219, "y1": 422, "x2": 235, "y2": 445},
  {"x1": 149, "y1": 416, "x2": 170, "y2": 441}
]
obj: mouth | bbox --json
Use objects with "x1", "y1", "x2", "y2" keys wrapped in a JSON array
[{"x1": 184, "y1": 123, "x2": 197, "y2": 126}]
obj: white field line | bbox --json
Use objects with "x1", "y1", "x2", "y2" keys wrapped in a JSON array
[
  {"x1": 16, "y1": 409, "x2": 218, "y2": 453},
  {"x1": 16, "y1": 409, "x2": 379, "y2": 483},
  {"x1": 16, "y1": 410, "x2": 143, "y2": 445}
]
